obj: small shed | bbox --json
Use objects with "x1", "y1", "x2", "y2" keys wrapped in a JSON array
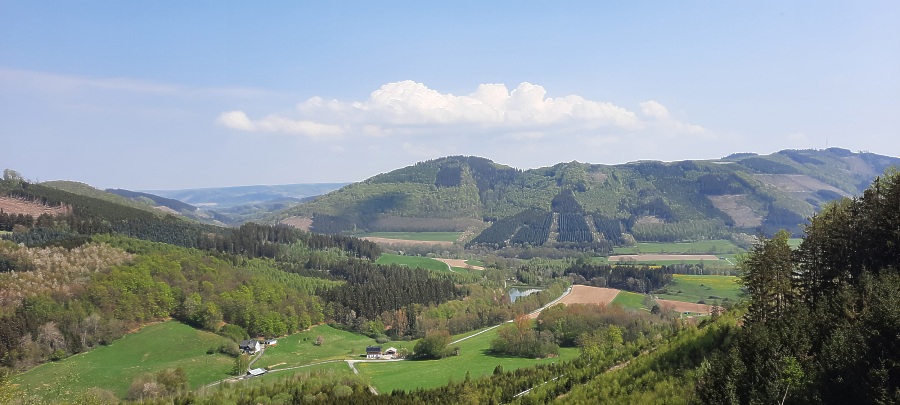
[
  {"x1": 366, "y1": 345, "x2": 382, "y2": 359},
  {"x1": 247, "y1": 368, "x2": 267, "y2": 377},
  {"x1": 265, "y1": 339, "x2": 278, "y2": 346},
  {"x1": 383, "y1": 347, "x2": 398, "y2": 359}
]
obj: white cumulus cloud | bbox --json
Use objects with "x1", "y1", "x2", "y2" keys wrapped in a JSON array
[{"x1": 217, "y1": 80, "x2": 707, "y2": 143}]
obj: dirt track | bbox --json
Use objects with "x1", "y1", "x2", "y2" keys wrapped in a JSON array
[{"x1": 608, "y1": 254, "x2": 720, "y2": 262}]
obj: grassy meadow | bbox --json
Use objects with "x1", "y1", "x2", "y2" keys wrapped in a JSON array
[
  {"x1": 375, "y1": 253, "x2": 451, "y2": 272},
  {"x1": 12, "y1": 322, "x2": 235, "y2": 401},
  {"x1": 655, "y1": 275, "x2": 743, "y2": 304},
  {"x1": 611, "y1": 291, "x2": 648, "y2": 310},
  {"x1": 360, "y1": 231, "x2": 461, "y2": 242},
  {"x1": 256, "y1": 325, "x2": 415, "y2": 370},
  {"x1": 358, "y1": 326, "x2": 580, "y2": 393}
]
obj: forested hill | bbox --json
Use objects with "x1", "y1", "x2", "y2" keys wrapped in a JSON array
[{"x1": 278, "y1": 148, "x2": 900, "y2": 242}]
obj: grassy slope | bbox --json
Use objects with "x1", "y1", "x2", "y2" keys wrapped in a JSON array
[
  {"x1": 358, "y1": 327, "x2": 580, "y2": 393},
  {"x1": 611, "y1": 291, "x2": 647, "y2": 310},
  {"x1": 256, "y1": 325, "x2": 414, "y2": 370},
  {"x1": 655, "y1": 275, "x2": 742, "y2": 303},
  {"x1": 12, "y1": 322, "x2": 234, "y2": 401},
  {"x1": 375, "y1": 253, "x2": 451, "y2": 272},
  {"x1": 360, "y1": 232, "x2": 461, "y2": 242}
]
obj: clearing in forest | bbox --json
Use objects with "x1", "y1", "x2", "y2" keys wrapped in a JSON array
[{"x1": 0, "y1": 196, "x2": 71, "y2": 217}]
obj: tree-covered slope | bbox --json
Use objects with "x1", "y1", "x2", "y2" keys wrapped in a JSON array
[{"x1": 279, "y1": 149, "x2": 900, "y2": 244}]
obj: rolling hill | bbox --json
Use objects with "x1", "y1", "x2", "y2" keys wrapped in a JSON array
[{"x1": 277, "y1": 148, "x2": 900, "y2": 247}]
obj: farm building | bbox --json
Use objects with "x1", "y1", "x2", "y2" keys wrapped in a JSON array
[
  {"x1": 383, "y1": 347, "x2": 398, "y2": 359},
  {"x1": 265, "y1": 339, "x2": 278, "y2": 346},
  {"x1": 366, "y1": 346, "x2": 382, "y2": 359},
  {"x1": 239, "y1": 340, "x2": 261, "y2": 354},
  {"x1": 247, "y1": 368, "x2": 267, "y2": 377}
]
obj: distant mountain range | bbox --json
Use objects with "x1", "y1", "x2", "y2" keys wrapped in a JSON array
[
  {"x1": 143, "y1": 183, "x2": 349, "y2": 208},
  {"x1": 275, "y1": 148, "x2": 900, "y2": 247}
]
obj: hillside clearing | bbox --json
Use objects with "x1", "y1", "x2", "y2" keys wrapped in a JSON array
[{"x1": 0, "y1": 196, "x2": 71, "y2": 217}]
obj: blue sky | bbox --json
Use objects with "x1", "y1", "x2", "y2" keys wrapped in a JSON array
[{"x1": 2, "y1": 1, "x2": 898, "y2": 189}]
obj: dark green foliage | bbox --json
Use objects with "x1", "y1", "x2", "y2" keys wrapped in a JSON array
[
  {"x1": 312, "y1": 213, "x2": 359, "y2": 234},
  {"x1": 434, "y1": 166, "x2": 463, "y2": 188},
  {"x1": 697, "y1": 173, "x2": 751, "y2": 195},
  {"x1": 738, "y1": 156, "x2": 802, "y2": 174},
  {"x1": 471, "y1": 209, "x2": 551, "y2": 248},
  {"x1": 557, "y1": 213, "x2": 593, "y2": 243},
  {"x1": 3, "y1": 227, "x2": 89, "y2": 248},
  {"x1": 413, "y1": 329, "x2": 453, "y2": 359},
  {"x1": 490, "y1": 316, "x2": 558, "y2": 358},
  {"x1": 696, "y1": 170, "x2": 900, "y2": 404},
  {"x1": 551, "y1": 189, "x2": 583, "y2": 213},
  {"x1": 564, "y1": 263, "x2": 672, "y2": 293},
  {"x1": 760, "y1": 205, "x2": 807, "y2": 236},
  {"x1": 0, "y1": 210, "x2": 37, "y2": 231},
  {"x1": 323, "y1": 262, "x2": 462, "y2": 321},
  {"x1": 593, "y1": 214, "x2": 626, "y2": 245},
  {"x1": 509, "y1": 211, "x2": 552, "y2": 246}
]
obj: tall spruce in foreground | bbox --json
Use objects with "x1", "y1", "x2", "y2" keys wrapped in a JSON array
[{"x1": 696, "y1": 169, "x2": 900, "y2": 405}]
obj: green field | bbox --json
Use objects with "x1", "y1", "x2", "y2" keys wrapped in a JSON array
[
  {"x1": 222, "y1": 360, "x2": 354, "y2": 391},
  {"x1": 361, "y1": 232, "x2": 461, "y2": 242},
  {"x1": 256, "y1": 325, "x2": 415, "y2": 370},
  {"x1": 358, "y1": 326, "x2": 580, "y2": 393},
  {"x1": 613, "y1": 240, "x2": 743, "y2": 255},
  {"x1": 12, "y1": 322, "x2": 235, "y2": 401},
  {"x1": 655, "y1": 275, "x2": 743, "y2": 304},
  {"x1": 375, "y1": 253, "x2": 452, "y2": 272},
  {"x1": 611, "y1": 291, "x2": 647, "y2": 310}
]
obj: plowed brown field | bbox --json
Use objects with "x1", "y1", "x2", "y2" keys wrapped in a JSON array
[
  {"x1": 656, "y1": 299, "x2": 721, "y2": 315},
  {"x1": 558, "y1": 285, "x2": 620, "y2": 306}
]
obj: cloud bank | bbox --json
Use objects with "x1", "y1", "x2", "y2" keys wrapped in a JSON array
[{"x1": 216, "y1": 81, "x2": 708, "y2": 140}]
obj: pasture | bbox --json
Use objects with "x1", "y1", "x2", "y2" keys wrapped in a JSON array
[
  {"x1": 375, "y1": 253, "x2": 451, "y2": 272},
  {"x1": 360, "y1": 231, "x2": 461, "y2": 242},
  {"x1": 655, "y1": 275, "x2": 742, "y2": 304},
  {"x1": 358, "y1": 326, "x2": 580, "y2": 393},
  {"x1": 611, "y1": 291, "x2": 647, "y2": 310},
  {"x1": 257, "y1": 325, "x2": 414, "y2": 370},
  {"x1": 12, "y1": 322, "x2": 234, "y2": 401}
]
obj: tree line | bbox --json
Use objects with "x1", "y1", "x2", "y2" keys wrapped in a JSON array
[{"x1": 696, "y1": 169, "x2": 900, "y2": 404}]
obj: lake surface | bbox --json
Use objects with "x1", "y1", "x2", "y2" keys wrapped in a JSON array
[{"x1": 509, "y1": 286, "x2": 543, "y2": 303}]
